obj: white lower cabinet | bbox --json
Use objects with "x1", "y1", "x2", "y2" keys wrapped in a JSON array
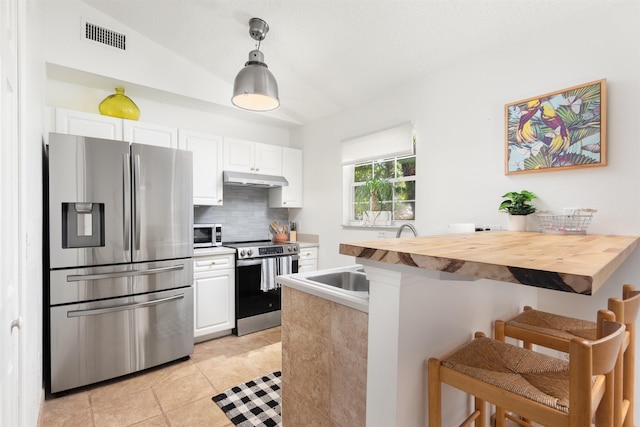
[
  {"x1": 193, "y1": 253, "x2": 235, "y2": 340},
  {"x1": 298, "y1": 246, "x2": 318, "y2": 272}
]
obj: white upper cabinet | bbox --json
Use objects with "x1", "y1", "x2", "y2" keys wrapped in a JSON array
[
  {"x1": 224, "y1": 137, "x2": 282, "y2": 176},
  {"x1": 178, "y1": 130, "x2": 224, "y2": 206},
  {"x1": 55, "y1": 107, "x2": 123, "y2": 140},
  {"x1": 54, "y1": 108, "x2": 178, "y2": 149},
  {"x1": 123, "y1": 120, "x2": 178, "y2": 148},
  {"x1": 269, "y1": 147, "x2": 303, "y2": 208}
]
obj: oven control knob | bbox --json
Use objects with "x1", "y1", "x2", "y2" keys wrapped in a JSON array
[
  {"x1": 247, "y1": 249, "x2": 253, "y2": 256},
  {"x1": 240, "y1": 250, "x2": 246, "y2": 257}
]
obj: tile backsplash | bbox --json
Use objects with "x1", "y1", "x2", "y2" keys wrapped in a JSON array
[{"x1": 194, "y1": 186, "x2": 289, "y2": 243}]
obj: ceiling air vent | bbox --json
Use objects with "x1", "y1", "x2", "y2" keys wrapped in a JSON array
[{"x1": 82, "y1": 20, "x2": 126, "y2": 50}]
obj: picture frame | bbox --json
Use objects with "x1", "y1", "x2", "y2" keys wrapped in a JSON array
[{"x1": 505, "y1": 79, "x2": 606, "y2": 175}]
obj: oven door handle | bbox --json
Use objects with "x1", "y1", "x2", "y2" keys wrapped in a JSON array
[
  {"x1": 236, "y1": 259, "x2": 264, "y2": 267},
  {"x1": 236, "y1": 255, "x2": 299, "y2": 268}
]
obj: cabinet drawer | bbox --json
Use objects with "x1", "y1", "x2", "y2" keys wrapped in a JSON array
[
  {"x1": 193, "y1": 254, "x2": 234, "y2": 273},
  {"x1": 299, "y1": 247, "x2": 318, "y2": 261}
]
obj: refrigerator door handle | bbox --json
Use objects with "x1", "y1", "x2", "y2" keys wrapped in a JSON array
[
  {"x1": 133, "y1": 154, "x2": 142, "y2": 254},
  {"x1": 123, "y1": 153, "x2": 131, "y2": 255},
  {"x1": 66, "y1": 294, "x2": 185, "y2": 318},
  {"x1": 66, "y1": 264, "x2": 185, "y2": 282}
]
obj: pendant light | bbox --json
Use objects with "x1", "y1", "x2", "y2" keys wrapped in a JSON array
[{"x1": 232, "y1": 18, "x2": 280, "y2": 112}]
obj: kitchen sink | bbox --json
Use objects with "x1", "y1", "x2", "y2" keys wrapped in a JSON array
[{"x1": 307, "y1": 271, "x2": 369, "y2": 292}]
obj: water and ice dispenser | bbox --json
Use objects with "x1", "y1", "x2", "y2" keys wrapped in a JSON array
[{"x1": 61, "y1": 202, "x2": 105, "y2": 248}]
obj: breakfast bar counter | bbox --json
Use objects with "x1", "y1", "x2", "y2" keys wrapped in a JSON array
[
  {"x1": 340, "y1": 231, "x2": 640, "y2": 294},
  {"x1": 338, "y1": 231, "x2": 639, "y2": 427}
]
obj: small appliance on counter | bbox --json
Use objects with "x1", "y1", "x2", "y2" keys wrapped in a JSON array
[{"x1": 194, "y1": 223, "x2": 222, "y2": 247}]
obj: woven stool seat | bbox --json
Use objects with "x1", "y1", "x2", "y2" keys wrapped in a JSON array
[
  {"x1": 506, "y1": 309, "x2": 597, "y2": 342},
  {"x1": 443, "y1": 336, "x2": 574, "y2": 413}
]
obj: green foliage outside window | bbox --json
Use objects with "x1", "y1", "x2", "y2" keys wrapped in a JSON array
[{"x1": 353, "y1": 155, "x2": 416, "y2": 222}]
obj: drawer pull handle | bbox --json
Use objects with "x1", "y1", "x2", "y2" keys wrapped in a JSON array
[
  {"x1": 211, "y1": 261, "x2": 216, "y2": 265},
  {"x1": 67, "y1": 294, "x2": 184, "y2": 318},
  {"x1": 67, "y1": 264, "x2": 184, "y2": 282}
]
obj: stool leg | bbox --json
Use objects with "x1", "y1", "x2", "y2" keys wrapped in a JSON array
[
  {"x1": 613, "y1": 344, "x2": 624, "y2": 427},
  {"x1": 474, "y1": 397, "x2": 486, "y2": 427},
  {"x1": 494, "y1": 407, "x2": 507, "y2": 427},
  {"x1": 493, "y1": 320, "x2": 508, "y2": 427},
  {"x1": 623, "y1": 322, "x2": 634, "y2": 427},
  {"x1": 427, "y1": 358, "x2": 442, "y2": 427}
]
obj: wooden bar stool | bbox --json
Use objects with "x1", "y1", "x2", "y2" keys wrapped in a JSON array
[
  {"x1": 495, "y1": 284, "x2": 640, "y2": 427},
  {"x1": 427, "y1": 310, "x2": 625, "y2": 427}
]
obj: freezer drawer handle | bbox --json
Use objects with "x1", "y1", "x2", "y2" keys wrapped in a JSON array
[
  {"x1": 66, "y1": 264, "x2": 184, "y2": 282},
  {"x1": 66, "y1": 294, "x2": 184, "y2": 318}
]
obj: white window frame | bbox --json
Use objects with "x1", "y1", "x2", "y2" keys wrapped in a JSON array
[{"x1": 342, "y1": 154, "x2": 416, "y2": 227}]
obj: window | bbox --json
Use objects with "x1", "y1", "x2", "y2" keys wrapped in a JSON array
[
  {"x1": 346, "y1": 154, "x2": 416, "y2": 225},
  {"x1": 341, "y1": 122, "x2": 416, "y2": 227}
]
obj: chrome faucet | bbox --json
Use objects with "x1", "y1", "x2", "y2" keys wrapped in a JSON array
[{"x1": 395, "y1": 223, "x2": 417, "y2": 237}]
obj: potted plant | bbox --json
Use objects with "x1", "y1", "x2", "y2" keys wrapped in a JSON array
[
  {"x1": 357, "y1": 176, "x2": 393, "y2": 226},
  {"x1": 498, "y1": 190, "x2": 537, "y2": 231}
]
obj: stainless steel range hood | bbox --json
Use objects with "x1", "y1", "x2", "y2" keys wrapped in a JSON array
[{"x1": 223, "y1": 170, "x2": 288, "y2": 188}]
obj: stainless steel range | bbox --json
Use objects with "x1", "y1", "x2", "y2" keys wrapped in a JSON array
[{"x1": 225, "y1": 241, "x2": 299, "y2": 336}]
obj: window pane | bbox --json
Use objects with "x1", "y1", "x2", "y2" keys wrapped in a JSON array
[
  {"x1": 398, "y1": 157, "x2": 416, "y2": 177},
  {"x1": 374, "y1": 160, "x2": 394, "y2": 180},
  {"x1": 394, "y1": 201, "x2": 415, "y2": 220},
  {"x1": 354, "y1": 202, "x2": 368, "y2": 220},
  {"x1": 354, "y1": 163, "x2": 371, "y2": 183},
  {"x1": 378, "y1": 201, "x2": 392, "y2": 211},
  {"x1": 353, "y1": 185, "x2": 370, "y2": 204},
  {"x1": 394, "y1": 181, "x2": 415, "y2": 201}
]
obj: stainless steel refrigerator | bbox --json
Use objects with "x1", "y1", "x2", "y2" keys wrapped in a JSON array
[{"x1": 46, "y1": 133, "x2": 194, "y2": 394}]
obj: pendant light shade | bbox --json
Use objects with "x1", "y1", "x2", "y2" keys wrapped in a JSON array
[{"x1": 232, "y1": 18, "x2": 280, "y2": 112}]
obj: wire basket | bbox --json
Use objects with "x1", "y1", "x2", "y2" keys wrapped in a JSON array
[{"x1": 537, "y1": 209, "x2": 597, "y2": 235}]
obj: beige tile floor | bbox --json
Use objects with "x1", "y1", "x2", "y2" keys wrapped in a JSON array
[{"x1": 39, "y1": 327, "x2": 282, "y2": 427}]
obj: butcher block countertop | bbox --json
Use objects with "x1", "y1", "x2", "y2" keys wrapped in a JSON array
[{"x1": 339, "y1": 231, "x2": 640, "y2": 294}]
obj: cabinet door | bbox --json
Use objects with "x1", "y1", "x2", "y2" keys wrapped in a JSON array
[
  {"x1": 124, "y1": 120, "x2": 178, "y2": 148},
  {"x1": 269, "y1": 147, "x2": 302, "y2": 207},
  {"x1": 179, "y1": 130, "x2": 223, "y2": 206},
  {"x1": 194, "y1": 268, "x2": 235, "y2": 338},
  {"x1": 223, "y1": 138, "x2": 255, "y2": 172},
  {"x1": 55, "y1": 107, "x2": 123, "y2": 140},
  {"x1": 254, "y1": 142, "x2": 282, "y2": 176}
]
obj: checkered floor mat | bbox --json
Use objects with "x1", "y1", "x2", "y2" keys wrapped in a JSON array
[{"x1": 212, "y1": 371, "x2": 282, "y2": 427}]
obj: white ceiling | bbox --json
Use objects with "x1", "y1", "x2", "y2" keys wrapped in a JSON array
[{"x1": 81, "y1": 0, "x2": 617, "y2": 127}]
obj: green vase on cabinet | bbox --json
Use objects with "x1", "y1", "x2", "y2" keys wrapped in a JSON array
[{"x1": 99, "y1": 87, "x2": 140, "y2": 120}]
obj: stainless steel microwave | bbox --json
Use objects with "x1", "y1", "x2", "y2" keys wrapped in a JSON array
[{"x1": 194, "y1": 224, "x2": 222, "y2": 247}]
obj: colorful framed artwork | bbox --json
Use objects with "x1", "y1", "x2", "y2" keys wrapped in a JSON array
[{"x1": 505, "y1": 79, "x2": 606, "y2": 175}]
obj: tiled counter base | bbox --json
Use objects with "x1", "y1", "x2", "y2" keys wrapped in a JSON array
[{"x1": 281, "y1": 286, "x2": 368, "y2": 427}]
